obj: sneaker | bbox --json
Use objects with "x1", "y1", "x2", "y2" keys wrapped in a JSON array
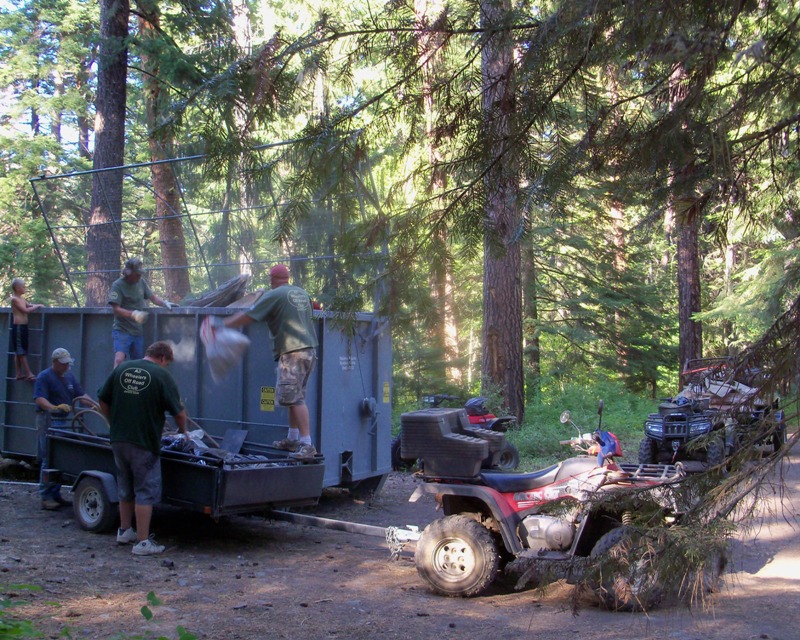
[
  {"x1": 132, "y1": 538, "x2": 165, "y2": 556},
  {"x1": 272, "y1": 437, "x2": 301, "y2": 452},
  {"x1": 41, "y1": 499, "x2": 60, "y2": 511},
  {"x1": 117, "y1": 527, "x2": 138, "y2": 544},
  {"x1": 289, "y1": 444, "x2": 318, "y2": 460}
]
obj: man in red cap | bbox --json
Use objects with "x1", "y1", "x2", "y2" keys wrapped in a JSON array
[{"x1": 222, "y1": 264, "x2": 319, "y2": 459}]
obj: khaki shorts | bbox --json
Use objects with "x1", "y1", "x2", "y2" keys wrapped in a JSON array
[{"x1": 276, "y1": 348, "x2": 316, "y2": 406}]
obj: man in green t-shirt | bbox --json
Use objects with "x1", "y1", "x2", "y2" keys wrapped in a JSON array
[
  {"x1": 108, "y1": 257, "x2": 178, "y2": 368},
  {"x1": 221, "y1": 264, "x2": 319, "y2": 460},
  {"x1": 98, "y1": 341, "x2": 188, "y2": 556}
]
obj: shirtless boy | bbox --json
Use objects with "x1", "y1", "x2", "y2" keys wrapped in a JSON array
[{"x1": 9, "y1": 278, "x2": 43, "y2": 381}]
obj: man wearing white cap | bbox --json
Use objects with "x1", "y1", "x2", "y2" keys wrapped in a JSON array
[{"x1": 33, "y1": 348, "x2": 98, "y2": 510}]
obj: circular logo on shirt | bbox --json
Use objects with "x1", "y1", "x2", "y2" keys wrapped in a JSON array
[
  {"x1": 288, "y1": 289, "x2": 310, "y2": 311},
  {"x1": 120, "y1": 367, "x2": 152, "y2": 394}
]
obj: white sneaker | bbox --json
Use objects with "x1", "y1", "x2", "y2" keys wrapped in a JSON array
[
  {"x1": 132, "y1": 538, "x2": 165, "y2": 556},
  {"x1": 117, "y1": 527, "x2": 138, "y2": 544}
]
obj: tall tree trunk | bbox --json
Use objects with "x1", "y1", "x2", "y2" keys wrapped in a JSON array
[
  {"x1": 670, "y1": 65, "x2": 703, "y2": 375},
  {"x1": 138, "y1": 3, "x2": 190, "y2": 301},
  {"x1": 85, "y1": 0, "x2": 129, "y2": 306},
  {"x1": 415, "y1": 0, "x2": 460, "y2": 383},
  {"x1": 480, "y1": 0, "x2": 523, "y2": 422},
  {"x1": 523, "y1": 241, "x2": 540, "y2": 399}
]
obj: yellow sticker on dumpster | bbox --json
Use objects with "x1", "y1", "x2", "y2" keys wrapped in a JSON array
[{"x1": 260, "y1": 386, "x2": 275, "y2": 411}]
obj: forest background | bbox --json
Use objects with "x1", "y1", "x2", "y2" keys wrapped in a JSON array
[{"x1": 1, "y1": 0, "x2": 799, "y2": 454}]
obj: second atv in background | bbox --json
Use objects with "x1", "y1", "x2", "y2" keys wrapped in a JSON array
[
  {"x1": 638, "y1": 358, "x2": 785, "y2": 469},
  {"x1": 391, "y1": 395, "x2": 520, "y2": 471}
]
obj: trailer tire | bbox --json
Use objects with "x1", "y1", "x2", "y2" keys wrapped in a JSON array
[
  {"x1": 415, "y1": 515, "x2": 500, "y2": 597},
  {"x1": 589, "y1": 526, "x2": 662, "y2": 612},
  {"x1": 73, "y1": 476, "x2": 117, "y2": 533}
]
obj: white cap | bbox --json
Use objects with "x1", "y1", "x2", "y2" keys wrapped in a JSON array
[{"x1": 51, "y1": 348, "x2": 74, "y2": 364}]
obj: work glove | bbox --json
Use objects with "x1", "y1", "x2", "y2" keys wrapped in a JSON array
[
  {"x1": 164, "y1": 301, "x2": 178, "y2": 309},
  {"x1": 131, "y1": 310, "x2": 149, "y2": 324},
  {"x1": 53, "y1": 404, "x2": 71, "y2": 414}
]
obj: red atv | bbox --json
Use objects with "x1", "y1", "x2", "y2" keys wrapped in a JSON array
[{"x1": 403, "y1": 402, "x2": 683, "y2": 610}]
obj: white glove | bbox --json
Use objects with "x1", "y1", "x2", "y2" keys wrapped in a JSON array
[
  {"x1": 131, "y1": 310, "x2": 149, "y2": 324},
  {"x1": 164, "y1": 301, "x2": 178, "y2": 309}
]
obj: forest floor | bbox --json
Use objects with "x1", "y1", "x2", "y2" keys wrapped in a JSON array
[{"x1": 1, "y1": 443, "x2": 798, "y2": 640}]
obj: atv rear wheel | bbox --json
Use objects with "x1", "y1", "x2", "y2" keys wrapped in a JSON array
[
  {"x1": 494, "y1": 442, "x2": 520, "y2": 471},
  {"x1": 415, "y1": 515, "x2": 500, "y2": 597},
  {"x1": 638, "y1": 438, "x2": 658, "y2": 465},
  {"x1": 390, "y1": 435, "x2": 416, "y2": 471},
  {"x1": 589, "y1": 526, "x2": 662, "y2": 612}
]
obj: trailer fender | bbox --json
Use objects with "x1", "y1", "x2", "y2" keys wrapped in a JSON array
[{"x1": 72, "y1": 470, "x2": 119, "y2": 504}]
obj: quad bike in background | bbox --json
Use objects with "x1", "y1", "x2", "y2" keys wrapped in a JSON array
[
  {"x1": 404, "y1": 401, "x2": 685, "y2": 609},
  {"x1": 638, "y1": 358, "x2": 785, "y2": 470},
  {"x1": 391, "y1": 395, "x2": 519, "y2": 472}
]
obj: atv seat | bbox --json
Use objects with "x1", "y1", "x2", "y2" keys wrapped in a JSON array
[{"x1": 480, "y1": 457, "x2": 599, "y2": 492}]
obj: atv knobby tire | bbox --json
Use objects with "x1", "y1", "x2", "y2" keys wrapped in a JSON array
[
  {"x1": 638, "y1": 438, "x2": 658, "y2": 465},
  {"x1": 390, "y1": 435, "x2": 416, "y2": 471},
  {"x1": 415, "y1": 514, "x2": 500, "y2": 597},
  {"x1": 705, "y1": 437, "x2": 726, "y2": 468},
  {"x1": 589, "y1": 526, "x2": 662, "y2": 612}
]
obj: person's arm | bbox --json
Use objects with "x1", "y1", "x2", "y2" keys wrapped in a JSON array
[
  {"x1": 223, "y1": 311, "x2": 254, "y2": 330},
  {"x1": 173, "y1": 409, "x2": 189, "y2": 437},
  {"x1": 149, "y1": 293, "x2": 177, "y2": 309},
  {"x1": 98, "y1": 399, "x2": 111, "y2": 420},
  {"x1": 77, "y1": 394, "x2": 100, "y2": 410},
  {"x1": 34, "y1": 397, "x2": 71, "y2": 414},
  {"x1": 110, "y1": 302, "x2": 147, "y2": 323}
]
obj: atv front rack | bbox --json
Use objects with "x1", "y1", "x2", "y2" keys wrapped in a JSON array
[{"x1": 619, "y1": 462, "x2": 681, "y2": 482}]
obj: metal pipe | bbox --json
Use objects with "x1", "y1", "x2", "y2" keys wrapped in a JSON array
[{"x1": 268, "y1": 509, "x2": 391, "y2": 539}]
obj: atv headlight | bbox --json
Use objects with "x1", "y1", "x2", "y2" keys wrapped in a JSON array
[
  {"x1": 645, "y1": 421, "x2": 663, "y2": 436},
  {"x1": 689, "y1": 421, "x2": 712, "y2": 436}
]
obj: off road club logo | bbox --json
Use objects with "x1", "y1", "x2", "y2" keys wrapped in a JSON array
[{"x1": 120, "y1": 367, "x2": 152, "y2": 394}]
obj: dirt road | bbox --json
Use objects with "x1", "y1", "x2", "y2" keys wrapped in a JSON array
[{"x1": 1, "y1": 447, "x2": 798, "y2": 640}]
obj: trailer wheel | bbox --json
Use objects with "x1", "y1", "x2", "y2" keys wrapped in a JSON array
[
  {"x1": 73, "y1": 476, "x2": 117, "y2": 533},
  {"x1": 415, "y1": 515, "x2": 500, "y2": 597},
  {"x1": 589, "y1": 526, "x2": 662, "y2": 612},
  {"x1": 494, "y1": 442, "x2": 520, "y2": 471}
]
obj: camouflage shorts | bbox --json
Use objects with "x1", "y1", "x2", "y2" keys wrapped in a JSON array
[{"x1": 276, "y1": 348, "x2": 317, "y2": 406}]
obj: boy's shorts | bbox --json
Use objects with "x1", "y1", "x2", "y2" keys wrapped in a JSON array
[
  {"x1": 112, "y1": 330, "x2": 144, "y2": 360},
  {"x1": 111, "y1": 442, "x2": 162, "y2": 505},
  {"x1": 9, "y1": 324, "x2": 29, "y2": 355},
  {"x1": 276, "y1": 348, "x2": 317, "y2": 406}
]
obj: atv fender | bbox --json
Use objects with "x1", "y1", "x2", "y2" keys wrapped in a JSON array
[{"x1": 411, "y1": 482, "x2": 525, "y2": 555}]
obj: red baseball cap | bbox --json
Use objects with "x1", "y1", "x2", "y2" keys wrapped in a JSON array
[{"x1": 269, "y1": 264, "x2": 290, "y2": 282}]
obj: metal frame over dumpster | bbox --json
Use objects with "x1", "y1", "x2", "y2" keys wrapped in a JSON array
[{"x1": 1, "y1": 306, "x2": 392, "y2": 494}]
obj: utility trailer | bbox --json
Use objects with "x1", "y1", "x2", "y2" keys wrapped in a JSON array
[
  {"x1": 44, "y1": 425, "x2": 325, "y2": 532},
  {"x1": 1, "y1": 305, "x2": 393, "y2": 505}
]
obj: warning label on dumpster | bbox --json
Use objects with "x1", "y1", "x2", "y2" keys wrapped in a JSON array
[{"x1": 260, "y1": 386, "x2": 275, "y2": 411}]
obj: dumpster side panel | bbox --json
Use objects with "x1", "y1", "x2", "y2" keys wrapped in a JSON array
[{"x1": 2, "y1": 307, "x2": 391, "y2": 490}]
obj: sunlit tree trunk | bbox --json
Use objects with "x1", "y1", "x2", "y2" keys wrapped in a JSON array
[
  {"x1": 138, "y1": 1, "x2": 190, "y2": 301},
  {"x1": 415, "y1": 0, "x2": 460, "y2": 384},
  {"x1": 481, "y1": 0, "x2": 523, "y2": 422},
  {"x1": 85, "y1": 0, "x2": 129, "y2": 306}
]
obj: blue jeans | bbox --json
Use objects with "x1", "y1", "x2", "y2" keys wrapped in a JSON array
[
  {"x1": 37, "y1": 412, "x2": 69, "y2": 500},
  {"x1": 112, "y1": 329, "x2": 144, "y2": 361}
]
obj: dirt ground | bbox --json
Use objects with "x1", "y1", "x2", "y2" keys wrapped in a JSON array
[{"x1": 1, "y1": 445, "x2": 799, "y2": 640}]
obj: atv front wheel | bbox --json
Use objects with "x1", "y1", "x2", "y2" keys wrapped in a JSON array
[
  {"x1": 415, "y1": 515, "x2": 500, "y2": 597},
  {"x1": 638, "y1": 438, "x2": 658, "y2": 465},
  {"x1": 589, "y1": 526, "x2": 662, "y2": 612},
  {"x1": 390, "y1": 435, "x2": 416, "y2": 471}
]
